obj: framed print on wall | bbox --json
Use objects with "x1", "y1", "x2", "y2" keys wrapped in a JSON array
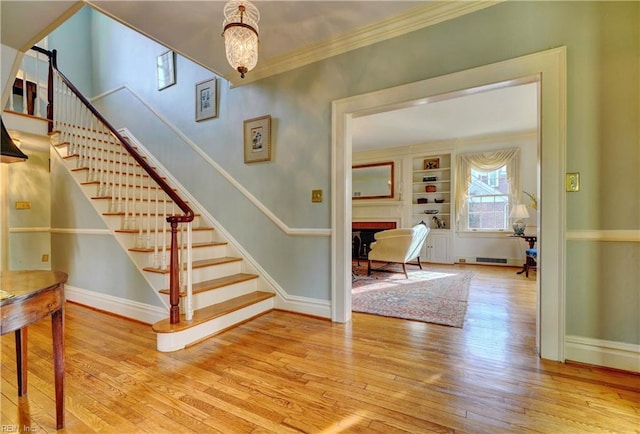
[
  {"x1": 157, "y1": 50, "x2": 175, "y2": 90},
  {"x1": 195, "y1": 78, "x2": 217, "y2": 121},
  {"x1": 244, "y1": 115, "x2": 272, "y2": 163}
]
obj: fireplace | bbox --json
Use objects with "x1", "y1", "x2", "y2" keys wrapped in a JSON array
[{"x1": 352, "y1": 221, "x2": 397, "y2": 260}]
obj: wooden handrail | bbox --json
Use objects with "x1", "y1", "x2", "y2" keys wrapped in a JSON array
[{"x1": 37, "y1": 46, "x2": 193, "y2": 324}]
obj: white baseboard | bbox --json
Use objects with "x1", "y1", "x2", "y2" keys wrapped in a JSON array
[
  {"x1": 65, "y1": 285, "x2": 167, "y2": 325},
  {"x1": 274, "y1": 294, "x2": 331, "y2": 319},
  {"x1": 565, "y1": 335, "x2": 640, "y2": 373}
]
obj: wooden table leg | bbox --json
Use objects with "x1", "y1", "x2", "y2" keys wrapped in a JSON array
[
  {"x1": 51, "y1": 307, "x2": 65, "y2": 430},
  {"x1": 14, "y1": 328, "x2": 28, "y2": 396}
]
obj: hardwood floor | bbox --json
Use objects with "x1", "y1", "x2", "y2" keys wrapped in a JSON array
[{"x1": 2, "y1": 265, "x2": 639, "y2": 433}]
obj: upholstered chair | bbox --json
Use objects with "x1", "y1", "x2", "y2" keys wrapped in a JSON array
[{"x1": 367, "y1": 224, "x2": 430, "y2": 278}]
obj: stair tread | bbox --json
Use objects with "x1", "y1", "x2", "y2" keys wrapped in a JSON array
[
  {"x1": 159, "y1": 272, "x2": 258, "y2": 296},
  {"x1": 152, "y1": 291, "x2": 274, "y2": 333},
  {"x1": 129, "y1": 241, "x2": 226, "y2": 252},
  {"x1": 143, "y1": 256, "x2": 242, "y2": 274}
]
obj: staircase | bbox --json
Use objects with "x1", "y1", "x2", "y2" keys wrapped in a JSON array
[{"x1": 44, "y1": 50, "x2": 275, "y2": 352}]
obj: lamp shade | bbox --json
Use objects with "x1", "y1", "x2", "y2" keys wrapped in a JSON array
[
  {"x1": 1, "y1": 118, "x2": 28, "y2": 163},
  {"x1": 222, "y1": 0, "x2": 260, "y2": 78},
  {"x1": 509, "y1": 204, "x2": 530, "y2": 219}
]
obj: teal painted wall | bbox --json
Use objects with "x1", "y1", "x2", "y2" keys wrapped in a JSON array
[{"x1": 49, "y1": 2, "x2": 638, "y2": 344}]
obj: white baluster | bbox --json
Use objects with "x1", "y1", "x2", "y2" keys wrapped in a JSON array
[
  {"x1": 185, "y1": 222, "x2": 193, "y2": 321},
  {"x1": 34, "y1": 49, "x2": 41, "y2": 117},
  {"x1": 161, "y1": 196, "x2": 168, "y2": 269},
  {"x1": 153, "y1": 188, "x2": 159, "y2": 269}
]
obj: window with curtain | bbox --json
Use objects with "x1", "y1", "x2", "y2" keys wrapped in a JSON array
[{"x1": 454, "y1": 148, "x2": 521, "y2": 232}]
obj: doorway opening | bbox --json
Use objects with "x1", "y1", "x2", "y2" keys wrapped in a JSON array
[{"x1": 332, "y1": 47, "x2": 566, "y2": 361}]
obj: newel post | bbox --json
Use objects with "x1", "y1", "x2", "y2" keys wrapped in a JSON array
[{"x1": 169, "y1": 220, "x2": 180, "y2": 324}]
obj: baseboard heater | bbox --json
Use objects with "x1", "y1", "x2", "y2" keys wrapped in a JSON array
[{"x1": 476, "y1": 257, "x2": 508, "y2": 264}]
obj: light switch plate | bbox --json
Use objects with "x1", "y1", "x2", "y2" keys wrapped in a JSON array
[
  {"x1": 566, "y1": 172, "x2": 580, "y2": 192},
  {"x1": 311, "y1": 189, "x2": 323, "y2": 203},
  {"x1": 15, "y1": 201, "x2": 31, "y2": 209}
]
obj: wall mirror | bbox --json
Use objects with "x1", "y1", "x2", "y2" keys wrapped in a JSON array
[{"x1": 352, "y1": 162, "x2": 394, "y2": 199}]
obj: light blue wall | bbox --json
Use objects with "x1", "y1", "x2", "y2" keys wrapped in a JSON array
[
  {"x1": 49, "y1": 2, "x2": 638, "y2": 345},
  {"x1": 47, "y1": 6, "x2": 93, "y2": 96}
]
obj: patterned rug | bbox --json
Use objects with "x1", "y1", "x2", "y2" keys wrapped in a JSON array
[{"x1": 352, "y1": 263, "x2": 474, "y2": 328}]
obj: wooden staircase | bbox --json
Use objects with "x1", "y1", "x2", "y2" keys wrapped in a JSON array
[{"x1": 50, "y1": 126, "x2": 275, "y2": 351}]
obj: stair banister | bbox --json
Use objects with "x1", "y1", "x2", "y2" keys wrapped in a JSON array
[{"x1": 44, "y1": 48, "x2": 194, "y2": 324}]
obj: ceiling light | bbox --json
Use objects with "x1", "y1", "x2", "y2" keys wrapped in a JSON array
[
  {"x1": 1, "y1": 118, "x2": 28, "y2": 163},
  {"x1": 222, "y1": 0, "x2": 260, "y2": 79}
]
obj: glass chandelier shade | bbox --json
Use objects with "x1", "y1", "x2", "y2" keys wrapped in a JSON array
[{"x1": 222, "y1": 0, "x2": 260, "y2": 78}]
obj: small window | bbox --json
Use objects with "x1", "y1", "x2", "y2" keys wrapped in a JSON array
[{"x1": 466, "y1": 166, "x2": 510, "y2": 231}]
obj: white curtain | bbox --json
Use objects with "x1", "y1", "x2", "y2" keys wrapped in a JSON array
[{"x1": 454, "y1": 148, "x2": 521, "y2": 224}]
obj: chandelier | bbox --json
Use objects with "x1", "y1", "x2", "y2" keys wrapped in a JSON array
[{"x1": 222, "y1": 0, "x2": 260, "y2": 79}]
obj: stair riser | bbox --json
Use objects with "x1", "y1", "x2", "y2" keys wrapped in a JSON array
[
  {"x1": 128, "y1": 244, "x2": 228, "y2": 269},
  {"x1": 146, "y1": 261, "x2": 243, "y2": 288},
  {"x1": 103, "y1": 214, "x2": 205, "y2": 232},
  {"x1": 156, "y1": 297, "x2": 274, "y2": 352},
  {"x1": 78, "y1": 179, "x2": 165, "y2": 198},
  {"x1": 114, "y1": 229, "x2": 215, "y2": 250},
  {"x1": 164, "y1": 279, "x2": 259, "y2": 311}
]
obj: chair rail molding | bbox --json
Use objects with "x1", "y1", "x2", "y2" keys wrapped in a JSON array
[{"x1": 566, "y1": 230, "x2": 640, "y2": 243}]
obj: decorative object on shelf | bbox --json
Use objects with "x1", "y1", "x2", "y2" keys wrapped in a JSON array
[
  {"x1": 434, "y1": 198, "x2": 445, "y2": 203},
  {"x1": 423, "y1": 158, "x2": 440, "y2": 170},
  {"x1": 432, "y1": 216, "x2": 443, "y2": 229},
  {"x1": 1, "y1": 118, "x2": 28, "y2": 163},
  {"x1": 425, "y1": 210, "x2": 439, "y2": 214},
  {"x1": 425, "y1": 185, "x2": 437, "y2": 192},
  {"x1": 156, "y1": 50, "x2": 175, "y2": 90},
  {"x1": 417, "y1": 198, "x2": 429, "y2": 204},
  {"x1": 524, "y1": 190, "x2": 537, "y2": 209},
  {"x1": 222, "y1": 0, "x2": 260, "y2": 78},
  {"x1": 243, "y1": 115, "x2": 271, "y2": 163},
  {"x1": 510, "y1": 204, "x2": 530, "y2": 235},
  {"x1": 195, "y1": 78, "x2": 218, "y2": 121},
  {"x1": 423, "y1": 176, "x2": 438, "y2": 182}
]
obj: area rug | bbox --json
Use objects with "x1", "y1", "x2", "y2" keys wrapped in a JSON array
[{"x1": 352, "y1": 263, "x2": 474, "y2": 328}]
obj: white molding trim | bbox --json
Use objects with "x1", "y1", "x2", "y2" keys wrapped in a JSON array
[
  {"x1": 235, "y1": 1, "x2": 502, "y2": 86},
  {"x1": 65, "y1": 285, "x2": 167, "y2": 325},
  {"x1": 566, "y1": 230, "x2": 640, "y2": 243},
  {"x1": 92, "y1": 86, "x2": 330, "y2": 238},
  {"x1": 50, "y1": 228, "x2": 111, "y2": 236},
  {"x1": 565, "y1": 335, "x2": 640, "y2": 373},
  {"x1": 9, "y1": 226, "x2": 50, "y2": 233},
  {"x1": 274, "y1": 295, "x2": 331, "y2": 319}
]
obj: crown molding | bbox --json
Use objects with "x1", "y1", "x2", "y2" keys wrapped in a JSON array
[{"x1": 232, "y1": 1, "x2": 502, "y2": 86}]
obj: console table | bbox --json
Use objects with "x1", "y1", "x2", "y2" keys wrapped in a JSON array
[{"x1": 1, "y1": 270, "x2": 68, "y2": 429}]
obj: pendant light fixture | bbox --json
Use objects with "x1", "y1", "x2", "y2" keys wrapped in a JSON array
[
  {"x1": 1, "y1": 118, "x2": 28, "y2": 163},
  {"x1": 222, "y1": 0, "x2": 260, "y2": 78}
]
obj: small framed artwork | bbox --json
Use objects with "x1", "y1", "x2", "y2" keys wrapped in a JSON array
[
  {"x1": 195, "y1": 78, "x2": 217, "y2": 121},
  {"x1": 424, "y1": 158, "x2": 440, "y2": 170},
  {"x1": 244, "y1": 115, "x2": 272, "y2": 163},
  {"x1": 157, "y1": 50, "x2": 175, "y2": 91}
]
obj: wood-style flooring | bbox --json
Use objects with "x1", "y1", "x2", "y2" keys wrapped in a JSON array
[{"x1": 2, "y1": 265, "x2": 639, "y2": 433}]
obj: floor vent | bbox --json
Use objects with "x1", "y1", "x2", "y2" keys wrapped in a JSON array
[{"x1": 476, "y1": 257, "x2": 508, "y2": 264}]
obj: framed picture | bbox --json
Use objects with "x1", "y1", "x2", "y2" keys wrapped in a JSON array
[
  {"x1": 157, "y1": 50, "x2": 175, "y2": 90},
  {"x1": 423, "y1": 158, "x2": 440, "y2": 170},
  {"x1": 244, "y1": 115, "x2": 272, "y2": 163},
  {"x1": 195, "y1": 78, "x2": 217, "y2": 121}
]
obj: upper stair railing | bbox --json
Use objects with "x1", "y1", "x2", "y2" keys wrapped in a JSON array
[{"x1": 34, "y1": 47, "x2": 194, "y2": 324}]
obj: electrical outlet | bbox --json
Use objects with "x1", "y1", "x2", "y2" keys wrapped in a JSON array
[
  {"x1": 42, "y1": 254, "x2": 49, "y2": 262},
  {"x1": 311, "y1": 189, "x2": 323, "y2": 203},
  {"x1": 15, "y1": 201, "x2": 31, "y2": 209},
  {"x1": 458, "y1": 258, "x2": 467, "y2": 263}
]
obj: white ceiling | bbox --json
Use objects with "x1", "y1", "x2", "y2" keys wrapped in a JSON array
[
  {"x1": 1, "y1": 1, "x2": 533, "y2": 152},
  {"x1": 352, "y1": 82, "x2": 539, "y2": 152}
]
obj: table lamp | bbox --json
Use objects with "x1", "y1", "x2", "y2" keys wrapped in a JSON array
[{"x1": 510, "y1": 204, "x2": 529, "y2": 235}]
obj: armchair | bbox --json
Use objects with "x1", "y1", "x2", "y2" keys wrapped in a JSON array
[{"x1": 367, "y1": 223, "x2": 430, "y2": 278}]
